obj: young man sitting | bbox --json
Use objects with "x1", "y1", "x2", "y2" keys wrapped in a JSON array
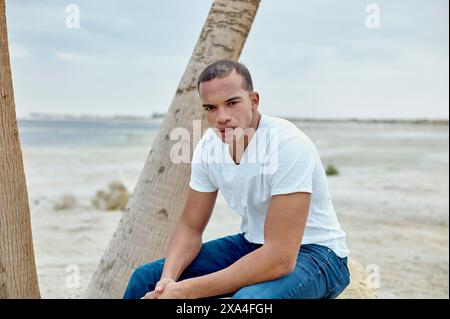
[{"x1": 123, "y1": 59, "x2": 350, "y2": 299}]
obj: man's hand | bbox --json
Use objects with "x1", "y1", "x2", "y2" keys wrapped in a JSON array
[
  {"x1": 140, "y1": 278, "x2": 174, "y2": 299},
  {"x1": 142, "y1": 281, "x2": 189, "y2": 299},
  {"x1": 155, "y1": 278, "x2": 175, "y2": 293}
]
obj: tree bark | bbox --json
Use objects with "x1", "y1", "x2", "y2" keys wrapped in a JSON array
[
  {"x1": 86, "y1": 0, "x2": 261, "y2": 298},
  {"x1": 0, "y1": 0, "x2": 40, "y2": 299}
]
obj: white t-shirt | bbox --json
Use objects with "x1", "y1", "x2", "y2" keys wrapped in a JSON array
[{"x1": 189, "y1": 113, "x2": 349, "y2": 258}]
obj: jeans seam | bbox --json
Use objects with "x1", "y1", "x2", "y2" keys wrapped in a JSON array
[
  {"x1": 328, "y1": 260, "x2": 349, "y2": 297},
  {"x1": 328, "y1": 267, "x2": 344, "y2": 294}
]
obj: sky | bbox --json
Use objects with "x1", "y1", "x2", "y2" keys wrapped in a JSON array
[{"x1": 5, "y1": 0, "x2": 449, "y2": 119}]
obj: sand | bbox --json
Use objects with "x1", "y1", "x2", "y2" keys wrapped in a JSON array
[{"x1": 22, "y1": 120, "x2": 449, "y2": 298}]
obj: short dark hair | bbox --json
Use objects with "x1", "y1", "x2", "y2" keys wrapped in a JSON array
[{"x1": 197, "y1": 59, "x2": 253, "y2": 92}]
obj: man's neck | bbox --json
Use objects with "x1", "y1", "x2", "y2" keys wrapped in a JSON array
[{"x1": 230, "y1": 112, "x2": 261, "y2": 164}]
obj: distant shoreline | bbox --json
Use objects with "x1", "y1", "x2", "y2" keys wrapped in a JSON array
[
  {"x1": 17, "y1": 113, "x2": 449, "y2": 126},
  {"x1": 18, "y1": 113, "x2": 164, "y2": 123},
  {"x1": 285, "y1": 117, "x2": 449, "y2": 126}
]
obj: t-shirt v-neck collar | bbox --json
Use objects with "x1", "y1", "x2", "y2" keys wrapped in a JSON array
[{"x1": 217, "y1": 114, "x2": 265, "y2": 166}]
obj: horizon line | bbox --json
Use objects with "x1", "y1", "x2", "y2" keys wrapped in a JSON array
[{"x1": 16, "y1": 112, "x2": 449, "y2": 125}]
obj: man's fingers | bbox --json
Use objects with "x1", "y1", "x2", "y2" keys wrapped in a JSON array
[
  {"x1": 155, "y1": 281, "x2": 167, "y2": 292},
  {"x1": 142, "y1": 279, "x2": 176, "y2": 299},
  {"x1": 156, "y1": 278, "x2": 174, "y2": 292},
  {"x1": 142, "y1": 291, "x2": 157, "y2": 299}
]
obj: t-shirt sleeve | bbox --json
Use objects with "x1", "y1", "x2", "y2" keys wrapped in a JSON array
[
  {"x1": 189, "y1": 140, "x2": 218, "y2": 193},
  {"x1": 268, "y1": 137, "x2": 316, "y2": 196}
]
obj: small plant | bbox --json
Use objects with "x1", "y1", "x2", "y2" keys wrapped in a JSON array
[
  {"x1": 325, "y1": 164, "x2": 339, "y2": 176},
  {"x1": 54, "y1": 194, "x2": 77, "y2": 210},
  {"x1": 91, "y1": 181, "x2": 130, "y2": 211}
]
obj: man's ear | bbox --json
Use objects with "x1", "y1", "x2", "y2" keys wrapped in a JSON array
[{"x1": 251, "y1": 91, "x2": 260, "y2": 110}]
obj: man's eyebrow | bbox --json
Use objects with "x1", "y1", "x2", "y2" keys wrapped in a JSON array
[
  {"x1": 202, "y1": 96, "x2": 241, "y2": 108},
  {"x1": 225, "y1": 96, "x2": 241, "y2": 102}
]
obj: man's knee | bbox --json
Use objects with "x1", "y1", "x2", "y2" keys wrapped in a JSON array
[
  {"x1": 123, "y1": 259, "x2": 164, "y2": 299},
  {"x1": 128, "y1": 265, "x2": 151, "y2": 286}
]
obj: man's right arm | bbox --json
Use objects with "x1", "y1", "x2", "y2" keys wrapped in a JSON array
[{"x1": 159, "y1": 187, "x2": 217, "y2": 281}]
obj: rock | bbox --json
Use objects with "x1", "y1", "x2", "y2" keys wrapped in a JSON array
[{"x1": 337, "y1": 258, "x2": 378, "y2": 299}]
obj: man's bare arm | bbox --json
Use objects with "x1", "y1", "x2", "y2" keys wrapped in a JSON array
[
  {"x1": 159, "y1": 187, "x2": 217, "y2": 281},
  {"x1": 180, "y1": 192, "x2": 311, "y2": 298}
]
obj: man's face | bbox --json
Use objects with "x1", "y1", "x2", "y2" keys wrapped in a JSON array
[{"x1": 199, "y1": 70, "x2": 259, "y2": 144}]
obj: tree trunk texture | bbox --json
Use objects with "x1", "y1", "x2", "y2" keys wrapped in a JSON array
[
  {"x1": 86, "y1": 0, "x2": 261, "y2": 298},
  {"x1": 0, "y1": 0, "x2": 41, "y2": 299}
]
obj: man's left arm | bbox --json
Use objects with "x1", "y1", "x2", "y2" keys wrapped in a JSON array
[{"x1": 171, "y1": 191, "x2": 311, "y2": 299}]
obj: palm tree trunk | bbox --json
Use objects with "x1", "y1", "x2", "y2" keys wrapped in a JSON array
[
  {"x1": 86, "y1": 0, "x2": 261, "y2": 298},
  {"x1": 0, "y1": 0, "x2": 40, "y2": 299}
]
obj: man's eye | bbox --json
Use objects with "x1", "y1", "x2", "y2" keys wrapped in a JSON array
[
  {"x1": 228, "y1": 101, "x2": 238, "y2": 106},
  {"x1": 204, "y1": 106, "x2": 214, "y2": 111}
]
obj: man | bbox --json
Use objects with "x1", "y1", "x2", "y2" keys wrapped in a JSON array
[{"x1": 123, "y1": 59, "x2": 350, "y2": 299}]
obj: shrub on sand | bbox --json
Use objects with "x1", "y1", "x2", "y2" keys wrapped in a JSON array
[
  {"x1": 91, "y1": 181, "x2": 130, "y2": 211},
  {"x1": 54, "y1": 194, "x2": 77, "y2": 210},
  {"x1": 325, "y1": 164, "x2": 339, "y2": 176}
]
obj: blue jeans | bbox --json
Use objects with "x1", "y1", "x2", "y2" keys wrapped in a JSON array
[{"x1": 123, "y1": 233, "x2": 350, "y2": 299}]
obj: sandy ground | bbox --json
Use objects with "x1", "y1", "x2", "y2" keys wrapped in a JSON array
[{"x1": 22, "y1": 121, "x2": 449, "y2": 298}]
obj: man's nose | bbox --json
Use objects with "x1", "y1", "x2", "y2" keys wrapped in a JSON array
[{"x1": 216, "y1": 106, "x2": 231, "y2": 124}]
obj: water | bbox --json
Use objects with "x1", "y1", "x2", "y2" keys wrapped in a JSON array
[
  {"x1": 17, "y1": 119, "x2": 162, "y2": 203},
  {"x1": 18, "y1": 119, "x2": 161, "y2": 148}
]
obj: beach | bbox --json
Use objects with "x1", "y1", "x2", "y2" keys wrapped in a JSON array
[{"x1": 19, "y1": 118, "x2": 449, "y2": 299}]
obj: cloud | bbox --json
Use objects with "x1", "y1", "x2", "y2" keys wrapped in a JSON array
[
  {"x1": 6, "y1": 0, "x2": 449, "y2": 119},
  {"x1": 54, "y1": 50, "x2": 88, "y2": 62},
  {"x1": 9, "y1": 44, "x2": 31, "y2": 59}
]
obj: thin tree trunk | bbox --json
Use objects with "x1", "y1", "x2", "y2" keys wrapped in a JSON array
[
  {"x1": 86, "y1": 0, "x2": 261, "y2": 298},
  {"x1": 0, "y1": 0, "x2": 40, "y2": 299}
]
